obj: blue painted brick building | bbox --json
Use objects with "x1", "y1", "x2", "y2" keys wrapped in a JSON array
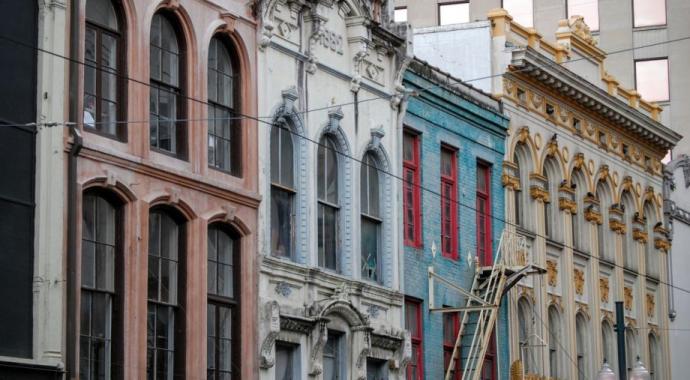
[{"x1": 402, "y1": 59, "x2": 510, "y2": 380}]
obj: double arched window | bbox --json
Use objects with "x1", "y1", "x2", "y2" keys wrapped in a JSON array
[
  {"x1": 207, "y1": 223, "x2": 240, "y2": 379},
  {"x1": 360, "y1": 153, "x2": 381, "y2": 282},
  {"x1": 80, "y1": 191, "x2": 122, "y2": 379},
  {"x1": 150, "y1": 12, "x2": 185, "y2": 157},
  {"x1": 84, "y1": 0, "x2": 124, "y2": 138},
  {"x1": 147, "y1": 207, "x2": 186, "y2": 379},
  {"x1": 207, "y1": 36, "x2": 241, "y2": 175},
  {"x1": 317, "y1": 136, "x2": 340, "y2": 272},
  {"x1": 270, "y1": 124, "x2": 295, "y2": 259}
]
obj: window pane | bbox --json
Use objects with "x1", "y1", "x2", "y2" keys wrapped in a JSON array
[
  {"x1": 276, "y1": 344, "x2": 296, "y2": 380},
  {"x1": 503, "y1": 0, "x2": 533, "y2": 27},
  {"x1": 361, "y1": 218, "x2": 380, "y2": 282},
  {"x1": 403, "y1": 133, "x2": 415, "y2": 162},
  {"x1": 633, "y1": 0, "x2": 666, "y2": 27},
  {"x1": 441, "y1": 149, "x2": 453, "y2": 177},
  {"x1": 86, "y1": 0, "x2": 119, "y2": 30},
  {"x1": 439, "y1": 2, "x2": 469, "y2": 26},
  {"x1": 568, "y1": 0, "x2": 599, "y2": 30},
  {"x1": 271, "y1": 188, "x2": 294, "y2": 258},
  {"x1": 635, "y1": 59, "x2": 669, "y2": 102},
  {"x1": 394, "y1": 7, "x2": 407, "y2": 23}
]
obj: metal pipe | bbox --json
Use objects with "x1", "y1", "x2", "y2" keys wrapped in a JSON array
[{"x1": 615, "y1": 301, "x2": 627, "y2": 380}]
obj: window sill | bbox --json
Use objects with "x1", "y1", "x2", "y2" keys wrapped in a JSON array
[{"x1": 633, "y1": 24, "x2": 667, "y2": 32}]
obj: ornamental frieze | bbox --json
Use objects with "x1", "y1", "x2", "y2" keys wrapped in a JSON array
[
  {"x1": 573, "y1": 268, "x2": 585, "y2": 296},
  {"x1": 646, "y1": 294, "x2": 655, "y2": 318},
  {"x1": 599, "y1": 278, "x2": 610, "y2": 303},
  {"x1": 546, "y1": 260, "x2": 558, "y2": 287},
  {"x1": 624, "y1": 286, "x2": 633, "y2": 311}
]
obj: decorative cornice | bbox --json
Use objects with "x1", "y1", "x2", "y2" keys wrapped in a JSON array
[{"x1": 280, "y1": 314, "x2": 316, "y2": 334}]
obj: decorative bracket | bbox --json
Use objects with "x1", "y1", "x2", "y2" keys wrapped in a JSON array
[{"x1": 259, "y1": 301, "x2": 281, "y2": 369}]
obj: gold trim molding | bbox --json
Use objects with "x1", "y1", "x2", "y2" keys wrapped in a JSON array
[
  {"x1": 574, "y1": 268, "x2": 585, "y2": 296},
  {"x1": 599, "y1": 278, "x2": 610, "y2": 304},
  {"x1": 502, "y1": 174, "x2": 521, "y2": 190},
  {"x1": 633, "y1": 230, "x2": 648, "y2": 244},
  {"x1": 624, "y1": 286, "x2": 633, "y2": 311},
  {"x1": 585, "y1": 209, "x2": 603, "y2": 224},
  {"x1": 559, "y1": 198, "x2": 577, "y2": 213},
  {"x1": 547, "y1": 260, "x2": 558, "y2": 287},
  {"x1": 530, "y1": 186, "x2": 550, "y2": 202}
]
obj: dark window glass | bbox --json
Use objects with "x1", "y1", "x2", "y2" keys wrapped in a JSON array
[
  {"x1": 443, "y1": 312, "x2": 460, "y2": 380},
  {"x1": 150, "y1": 13, "x2": 184, "y2": 156},
  {"x1": 323, "y1": 332, "x2": 343, "y2": 380},
  {"x1": 147, "y1": 209, "x2": 183, "y2": 380},
  {"x1": 84, "y1": 0, "x2": 122, "y2": 138},
  {"x1": 271, "y1": 125, "x2": 295, "y2": 259},
  {"x1": 317, "y1": 137, "x2": 339, "y2": 271},
  {"x1": 275, "y1": 342, "x2": 299, "y2": 380},
  {"x1": 367, "y1": 358, "x2": 389, "y2": 380},
  {"x1": 403, "y1": 130, "x2": 421, "y2": 246},
  {"x1": 441, "y1": 147, "x2": 457, "y2": 258},
  {"x1": 80, "y1": 193, "x2": 119, "y2": 380},
  {"x1": 361, "y1": 153, "x2": 381, "y2": 282},
  {"x1": 208, "y1": 37, "x2": 241, "y2": 175},
  {"x1": 477, "y1": 162, "x2": 492, "y2": 266},
  {"x1": 207, "y1": 224, "x2": 239, "y2": 380}
]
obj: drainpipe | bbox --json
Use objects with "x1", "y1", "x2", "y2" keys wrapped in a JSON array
[{"x1": 66, "y1": 0, "x2": 81, "y2": 378}]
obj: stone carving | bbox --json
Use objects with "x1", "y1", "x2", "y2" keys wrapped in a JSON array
[
  {"x1": 624, "y1": 286, "x2": 633, "y2": 311},
  {"x1": 646, "y1": 294, "x2": 655, "y2": 318},
  {"x1": 654, "y1": 237, "x2": 670, "y2": 251},
  {"x1": 309, "y1": 320, "x2": 328, "y2": 375},
  {"x1": 259, "y1": 301, "x2": 281, "y2": 369},
  {"x1": 531, "y1": 93, "x2": 544, "y2": 110},
  {"x1": 633, "y1": 230, "x2": 648, "y2": 244},
  {"x1": 559, "y1": 197, "x2": 577, "y2": 213},
  {"x1": 274, "y1": 281, "x2": 292, "y2": 297},
  {"x1": 529, "y1": 186, "x2": 549, "y2": 202},
  {"x1": 576, "y1": 302, "x2": 590, "y2": 318},
  {"x1": 568, "y1": 15, "x2": 597, "y2": 45},
  {"x1": 324, "y1": 107, "x2": 345, "y2": 135},
  {"x1": 502, "y1": 174, "x2": 520, "y2": 190},
  {"x1": 572, "y1": 153, "x2": 585, "y2": 170},
  {"x1": 574, "y1": 268, "x2": 585, "y2": 296},
  {"x1": 548, "y1": 293, "x2": 562, "y2": 309},
  {"x1": 546, "y1": 260, "x2": 558, "y2": 287},
  {"x1": 584, "y1": 206, "x2": 603, "y2": 225},
  {"x1": 600, "y1": 278, "x2": 610, "y2": 303},
  {"x1": 518, "y1": 285, "x2": 535, "y2": 303},
  {"x1": 222, "y1": 204, "x2": 237, "y2": 223},
  {"x1": 366, "y1": 304, "x2": 382, "y2": 319},
  {"x1": 354, "y1": 327, "x2": 373, "y2": 380}
]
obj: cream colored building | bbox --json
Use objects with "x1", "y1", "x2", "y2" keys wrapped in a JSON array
[
  {"x1": 394, "y1": 0, "x2": 690, "y2": 157},
  {"x1": 255, "y1": 1, "x2": 412, "y2": 379},
  {"x1": 410, "y1": 10, "x2": 680, "y2": 380}
]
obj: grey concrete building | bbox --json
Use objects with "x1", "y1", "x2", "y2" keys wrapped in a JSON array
[{"x1": 393, "y1": 0, "x2": 690, "y2": 156}]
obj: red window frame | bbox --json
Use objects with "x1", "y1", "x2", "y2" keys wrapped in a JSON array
[
  {"x1": 481, "y1": 330, "x2": 497, "y2": 380},
  {"x1": 443, "y1": 312, "x2": 461, "y2": 380},
  {"x1": 476, "y1": 161, "x2": 493, "y2": 266},
  {"x1": 405, "y1": 298, "x2": 424, "y2": 380},
  {"x1": 440, "y1": 146, "x2": 458, "y2": 259},
  {"x1": 403, "y1": 130, "x2": 422, "y2": 247}
]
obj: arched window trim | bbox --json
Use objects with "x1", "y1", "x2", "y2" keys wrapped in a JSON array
[
  {"x1": 571, "y1": 169, "x2": 588, "y2": 253},
  {"x1": 513, "y1": 143, "x2": 533, "y2": 231},
  {"x1": 644, "y1": 202, "x2": 659, "y2": 278},
  {"x1": 80, "y1": 189, "x2": 124, "y2": 380},
  {"x1": 602, "y1": 319, "x2": 617, "y2": 367},
  {"x1": 517, "y1": 297, "x2": 536, "y2": 374},
  {"x1": 84, "y1": 0, "x2": 127, "y2": 140},
  {"x1": 206, "y1": 222, "x2": 241, "y2": 380},
  {"x1": 207, "y1": 34, "x2": 242, "y2": 176},
  {"x1": 149, "y1": 10, "x2": 187, "y2": 158},
  {"x1": 596, "y1": 181, "x2": 614, "y2": 262},
  {"x1": 648, "y1": 332, "x2": 661, "y2": 380},
  {"x1": 146, "y1": 206, "x2": 187, "y2": 380},
  {"x1": 543, "y1": 157, "x2": 562, "y2": 242}
]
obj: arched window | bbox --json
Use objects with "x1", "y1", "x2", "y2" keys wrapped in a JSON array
[
  {"x1": 625, "y1": 327, "x2": 637, "y2": 374},
  {"x1": 513, "y1": 151, "x2": 523, "y2": 227},
  {"x1": 575, "y1": 313, "x2": 589, "y2": 380},
  {"x1": 601, "y1": 320, "x2": 617, "y2": 368},
  {"x1": 543, "y1": 157, "x2": 561, "y2": 241},
  {"x1": 644, "y1": 202, "x2": 658, "y2": 278},
  {"x1": 517, "y1": 298, "x2": 536, "y2": 373},
  {"x1": 147, "y1": 208, "x2": 185, "y2": 379},
  {"x1": 548, "y1": 306, "x2": 562, "y2": 379},
  {"x1": 84, "y1": 0, "x2": 124, "y2": 138},
  {"x1": 317, "y1": 136, "x2": 339, "y2": 271},
  {"x1": 207, "y1": 36, "x2": 241, "y2": 175},
  {"x1": 361, "y1": 153, "x2": 381, "y2": 282},
  {"x1": 648, "y1": 333, "x2": 661, "y2": 379},
  {"x1": 207, "y1": 223, "x2": 240, "y2": 380},
  {"x1": 513, "y1": 143, "x2": 533, "y2": 230},
  {"x1": 270, "y1": 123, "x2": 295, "y2": 259},
  {"x1": 596, "y1": 181, "x2": 613, "y2": 262},
  {"x1": 80, "y1": 191, "x2": 122, "y2": 379},
  {"x1": 621, "y1": 192, "x2": 636, "y2": 270},
  {"x1": 150, "y1": 12, "x2": 186, "y2": 157},
  {"x1": 571, "y1": 169, "x2": 587, "y2": 252}
]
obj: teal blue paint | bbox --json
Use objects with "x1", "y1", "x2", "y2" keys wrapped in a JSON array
[{"x1": 402, "y1": 65, "x2": 510, "y2": 380}]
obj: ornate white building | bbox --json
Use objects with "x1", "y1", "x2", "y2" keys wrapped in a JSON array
[{"x1": 255, "y1": 1, "x2": 411, "y2": 378}]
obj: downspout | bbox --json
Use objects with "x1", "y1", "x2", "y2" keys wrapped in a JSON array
[{"x1": 66, "y1": 0, "x2": 81, "y2": 378}]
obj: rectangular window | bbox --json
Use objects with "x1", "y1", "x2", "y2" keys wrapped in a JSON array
[
  {"x1": 394, "y1": 7, "x2": 408, "y2": 23},
  {"x1": 403, "y1": 130, "x2": 422, "y2": 247},
  {"x1": 502, "y1": 0, "x2": 533, "y2": 27},
  {"x1": 635, "y1": 59, "x2": 669, "y2": 102},
  {"x1": 367, "y1": 358, "x2": 389, "y2": 380},
  {"x1": 443, "y1": 312, "x2": 461, "y2": 380},
  {"x1": 323, "y1": 332, "x2": 344, "y2": 380},
  {"x1": 439, "y1": 2, "x2": 469, "y2": 26},
  {"x1": 405, "y1": 298, "x2": 423, "y2": 380},
  {"x1": 633, "y1": 0, "x2": 666, "y2": 27},
  {"x1": 441, "y1": 146, "x2": 458, "y2": 259},
  {"x1": 275, "y1": 342, "x2": 300, "y2": 380},
  {"x1": 567, "y1": 0, "x2": 599, "y2": 30},
  {"x1": 477, "y1": 162, "x2": 492, "y2": 266},
  {"x1": 481, "y1": 331, "x2": 497, "y2": 380}
]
